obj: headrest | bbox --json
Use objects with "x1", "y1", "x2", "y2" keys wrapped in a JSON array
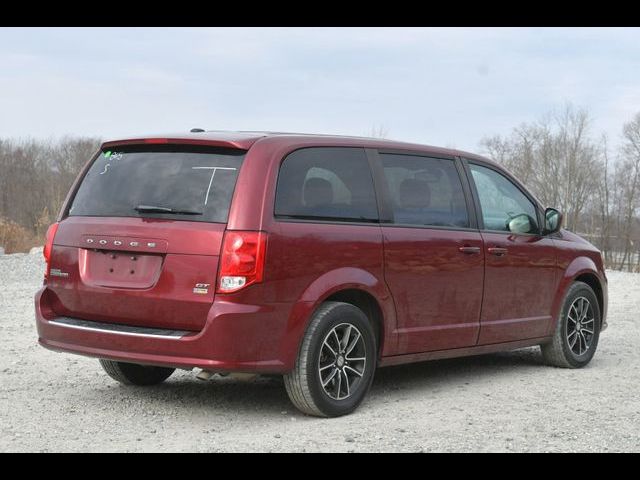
[
  {"x1": 398, "y1": 178, "x2": 431, "y2": 208},
  {"x1": 303, "y1": 177, "x2": 334, "y2": 207}
]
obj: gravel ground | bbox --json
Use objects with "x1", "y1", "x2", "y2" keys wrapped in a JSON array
[{"x1": 1, "y1": 252, "x2": 639, "y2": 452}]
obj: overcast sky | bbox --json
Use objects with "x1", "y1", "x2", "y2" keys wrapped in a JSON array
[{"x1": 1, "y1": 27, "x2": 638, "y2": 153}]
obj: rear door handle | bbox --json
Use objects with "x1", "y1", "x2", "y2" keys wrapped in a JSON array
[
  {"x1": 458, "y1": 246, "x2": 481, "y2": 254},
  {"x1": 488, "y1": 247, "x2": 508, "y2": 256}
]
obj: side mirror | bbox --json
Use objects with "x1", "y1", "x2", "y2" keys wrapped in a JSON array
[
  {"x1": 544, "y1": 207, "x2": 563, "y2": 234},
  {"x1": 507, "y1": 213, "x2": 534, "y2": 234}
]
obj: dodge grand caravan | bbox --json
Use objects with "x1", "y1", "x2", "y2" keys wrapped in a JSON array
[{"x1": 35, "y1": 131, "x2": 608, "y2": 417}]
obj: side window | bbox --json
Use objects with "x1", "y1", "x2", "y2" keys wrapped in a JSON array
[
  {"x1": 469, "y1": 163, "x2": 539, "y2": 233},
  {"x1": 380, "y1": 153, "x2": 469, "y2": 228},
  {"x1": 274, "y1": 147, "x2": 379, "y2": 222}
]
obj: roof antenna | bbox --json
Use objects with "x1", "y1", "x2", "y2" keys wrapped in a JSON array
[{"x1": 190, "y1": 128, "x2": 205, "y2": 133}]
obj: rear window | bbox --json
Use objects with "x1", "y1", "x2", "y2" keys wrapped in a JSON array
[
  {"x1": 274, "y1": 147, "x2": 379, "y2": 222},
  {"x1": 68, "y1": 145, "x2": 245, "y2": 223}
]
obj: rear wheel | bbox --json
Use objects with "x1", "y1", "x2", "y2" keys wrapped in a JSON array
[
  {"x1": 99, "y1": 359, "x2": 175, "y2": 386},
  {"x1": 284, "y1": 301, "x2": 377, "y2": 417},
  {"x1": 541, "y1": 281, "x2": 601, "y2": 368}
]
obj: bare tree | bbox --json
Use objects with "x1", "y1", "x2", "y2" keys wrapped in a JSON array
[
  {"x1": 552, "y1": 105, "x2": 600, "y2": 231},
  {"x1": 2, "y1": 111, "x2": 640, "y2": 264},
  {"x1": 0, "y1": 136, "x2": 100, "y2": 252},
  {"x1": 367, "y1": 124, "x2": 390, "y2": 139},
  {"x1": 618, "y1": 113, "x2": 640, "y2": 270},
  {"x1": 595, "y1": 134, "x2": 612, "y2": 264},
  {"x1": 480, "y1": 104, "x2": 601, "y2": 232}
]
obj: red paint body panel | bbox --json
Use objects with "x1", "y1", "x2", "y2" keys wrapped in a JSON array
[
  {"x1": 36, "y1": 288, "x2": 290, "y2": 372},
  {"x1": 35, "y1": 131, "x2": 608, "y2": 375},
  {"x1": 101, "y1": 132, "x2": 266, "y2": 151},
  {"x1": 548, "y1": 230, "x2": 608, "y2": 333},
  {"x1": 47, "y1": 217, "x2": 225, "y2": 331},
  {"x1": 379, "y1": 337, "x2": 550, "y2": 367},
  {"x1": 48, "y1": 246, "x2": 218, "y2": 331},
  {"x1": 261, "y1": 221, "x2": 396, "y2": 361},
  {"x1": 54, "y1": 216, "x2": 224, "y2": 256},
  {"x1": 477, "y1": 232, "x2": 557, "y2": 344},
  {"x1": 79, "y1": 249, "x2": 163, "y2": 289},
  {"x1": 382, "y1": 227, "x2": 484, "y2": 353}
]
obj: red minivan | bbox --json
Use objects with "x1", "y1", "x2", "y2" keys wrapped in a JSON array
[{"x1": 35, "y1": 131, "x2": 608, "y2": 417}]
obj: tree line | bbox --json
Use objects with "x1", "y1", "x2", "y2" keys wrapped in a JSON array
[
  {"x1": 0, "y1": 137, "x2": 99, "y2": 252},
  {"x1": 482, "y1": 105, "x2": 640, "y2": 272},
  {"x1": 1, "y1": 106, "x2": 639, "y2": 271}
]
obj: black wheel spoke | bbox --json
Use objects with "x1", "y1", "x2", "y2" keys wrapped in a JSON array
[
  {"x1": 569, "y1": 331, "x2": 578, "y2": 349},
  {"x1": 322, "y1": 367, "x2": 338, "y2": 387},
  {"x1": 342, "y1": 370, "x2": 350, "y2": 397}
]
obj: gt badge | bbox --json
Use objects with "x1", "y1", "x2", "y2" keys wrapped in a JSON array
[
  {"x1": 193, "y1": 283, "x2": 210, "y2": 295},
  {"x1": 50, "y1": 268, "x2": 70, "y2": 278}
]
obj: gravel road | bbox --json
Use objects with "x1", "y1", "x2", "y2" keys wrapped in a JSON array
[{"x1": 1, "y1": 252, "x2": 639, "y2": 452}]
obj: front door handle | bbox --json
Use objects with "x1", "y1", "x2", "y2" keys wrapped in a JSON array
[
  {"x1": 488, "y1": 247, "x2": 508, "y2": 256},
  {"x1": 458, "y1": 246, "x2": 481, "y2": 254}
]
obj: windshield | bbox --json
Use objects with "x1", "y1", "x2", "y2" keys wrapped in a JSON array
[{"x1": 68, "y1": 145, "x2": 245, "y2": 223}]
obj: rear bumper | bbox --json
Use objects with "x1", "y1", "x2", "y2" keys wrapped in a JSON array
[{"x1": 35, "y1": 287, "x2": 294, "y2": 373}]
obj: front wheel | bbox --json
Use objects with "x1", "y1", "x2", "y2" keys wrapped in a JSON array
[
  {"x1": 284, "y1": 301, "x2": 377, "y2": 417},
  {"x1": 541, "y1": 281, "x2": 601, "y2": 368},
  {"x1": 99, "y1": 359, "x2": 175, "y2": 386}
]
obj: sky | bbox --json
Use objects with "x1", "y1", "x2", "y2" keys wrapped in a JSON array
[{"x1": 1, "y1": 27, "x2": 639, "y2": 154}]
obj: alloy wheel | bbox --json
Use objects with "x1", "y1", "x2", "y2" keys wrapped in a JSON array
[
  {"x1": 566, "y1": 296, "x2": 596, "y2": 356},
  {"x1": 318, "y1": 323, "x2": 367, "y2": 400}
]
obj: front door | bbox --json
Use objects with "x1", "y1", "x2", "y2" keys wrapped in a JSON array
[
  {"x1": 466, "y1": 162, "x2": 557, "y2": 345},
  {"x1": 379, "y1": 153, "x2": 484, "y2": 354}
]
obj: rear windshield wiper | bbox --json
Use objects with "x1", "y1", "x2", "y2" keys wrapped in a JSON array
[{"x1": 134, "y1": 205, "x2": 203, "y2": 215}]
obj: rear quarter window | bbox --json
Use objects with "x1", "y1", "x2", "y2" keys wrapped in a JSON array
[
  {"x1": 68, "y1": 145, "x2": 245, "y2": 223},
  {"x1": 274, "y1": 147, "x2": 379, "y2": 222}
]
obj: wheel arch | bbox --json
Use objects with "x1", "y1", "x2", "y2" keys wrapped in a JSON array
[
  {"x1": 323, "y1": 288, "x2": 385, "y2": 358},
  {"x1": 574, "y1": 272, "x2": 604, "y2": 325},
  {"x1": 281, "y1": 267, "x2": 397, "y2": 371},
  {"x1": 549, "y1": 256, "x2": 605, "y2": 335}
]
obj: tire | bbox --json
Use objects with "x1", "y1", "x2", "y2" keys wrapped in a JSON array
[
  {"x1": 99, "y1": 359, "x2": 175, "y2": 386},
  {"x1": 541, "y1": 281, "x2": 601, "y2": 368},
  {"x1": 284, "y1": 301, "x2": 377, "y2": 417}
]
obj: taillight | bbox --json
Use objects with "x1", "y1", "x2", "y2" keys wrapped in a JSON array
[
  {"x1": 217, "y1": 231, "x2": 267, "y2": 293},
  {"x1": 43, "y1": 222, "x2": 59, "y2": 279}
]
